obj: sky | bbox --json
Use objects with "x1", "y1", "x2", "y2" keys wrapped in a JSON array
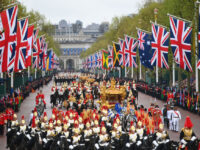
[{"x1": 18, "y1": 0, "x2": 145, "y2": 27}]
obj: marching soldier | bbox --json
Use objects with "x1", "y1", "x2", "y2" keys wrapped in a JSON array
[
  {"x1": 152, "y1": 123, "x2": 170, "y2": 150},
  {"x1": 148, "y1": 103, "x2": 155, "y2": 116},
  {"x1": 5, "y1": 106, "x2": 14, "y2": 128},
  {"x1": 180, "y1": 116, "x2": 197, "y2": 150},
  {"x1": 152, "y1": 105, "x2": 163, "y2": 130},
  {"x1": 167, "y1": 106, "x2": 173, "y2": 130},
  {"x1": 171, "y1": 106, "x2": 181, "y2": 132},
  {"x1": 0, "y1": 110, "x2": 6, "y2": 135}
]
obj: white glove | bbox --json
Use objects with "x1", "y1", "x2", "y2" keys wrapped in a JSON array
[
  {"x1": 69, "y1": 145, "x2": 73, "y2": 150},
  {"x1": 57, "y1": 141, "x2": 60, "y2": 145},
  {"x1": 26, "y1": 134, "x2": 32, "y2": 140},
  {"x1": 67, "y1": 139, "x2": 71, "y2": 142},
  {"x1": 191, "y1": 136, "x2": 197, "y2": 141},
  {"x1": 181, "y1": 144, "x2": 185, "y2": 148},
  {"x1": 165, "y1": 139, "x2": 170, "y2": 143},
  {"x1": 43, "y1": 138, "x2": 47, "y2": 143},
  {"x1": 17, "y1": 132, "x2": 20, "y2": 135},
  {"x1": 8, "y1": 128, "x2": 11, "y2": 132},
  {"x1": 153, "y1": 140, "x2": 158, "y2": 147},
  {"x1": 126, "y1": 143, "x2": 130, "y2": 148},
  {"x1": 95, "y1": 143, "x2": 100, "y2": 149},
  {"x1": 181, "y1": 139, "x2": 187, "y2": 145},
  {"x1": 144, "y1": 136, "x2": 148, "y2": 140},
  {"x1": 107, "y1": 123, "x2": 111, "y2": 126},
  {"x1": 137, "y1": 141, "x2": 142, "y2": 146}
]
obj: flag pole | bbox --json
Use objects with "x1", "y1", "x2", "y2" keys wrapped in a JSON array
[
  {"x1": 195, "y1": 1, "x2": 199, "y2": 92},
  {"x1": 131, "y1": 67, "x2": 134, "y2": 78},
  {"x1": 35, "y1": 68, "x2": 37, "y2": 79},
  {"x1": 154, "y1": 8, "x2": 159, "y2": 84},
  {"x1": 11, "y1": 72, "x2": 14, "y2": 89},
  {"x1": 28, "y1": 66, "x2": 30, "y2": 80},
  {"x1": 172, "y1": 60, "x2": 175, "y2": 87},
  {"x1": 119, "y1": 67, "x2": 121, "y2": 78},
  {"x1": 125, "y1": 65, "x2": 127, "y2": 78},
  {"x1": 138, "y1": 19, "x2": 142, "y2": 80},
  {"x1": 139, "y1": 63, "x2": 142, "y2": 80}
]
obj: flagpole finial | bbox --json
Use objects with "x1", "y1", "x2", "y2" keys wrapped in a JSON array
[{"x1": 154, "y1": 8, "x2": 158, "y2": 24}]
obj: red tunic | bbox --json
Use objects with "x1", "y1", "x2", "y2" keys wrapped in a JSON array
[
  {"x1": 0, "y1": 113, "x2": 5, "y2": 125},
  {"x1": 5, "y1": 108, "x2": 14, "y2": 121}
]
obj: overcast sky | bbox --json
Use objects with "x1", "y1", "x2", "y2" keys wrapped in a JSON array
[{"x1": 18, "y1": 0, "x2": 145, "y2": 27}]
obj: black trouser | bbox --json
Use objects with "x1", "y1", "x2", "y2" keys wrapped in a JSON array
[{"x1": 0, "y1": 125, "x2": 4, "y2": 135}]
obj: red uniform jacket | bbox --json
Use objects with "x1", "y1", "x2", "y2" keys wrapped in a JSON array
[{"x1": 5, "y1": 108, "x2": 14, "y2": 121}]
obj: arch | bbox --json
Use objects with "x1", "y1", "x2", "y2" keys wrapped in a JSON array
[{"x1": 66, "y1": 59, "x2": 75, "y2": 71}]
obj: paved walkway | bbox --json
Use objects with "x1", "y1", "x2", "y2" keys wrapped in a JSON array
[
  {"x1": 0, "y1": 81, "x2": 200, "y2": 149},
  {"x1": 0, "y1": 81, "x2": 53, "y2": 150},
  {"x1": 138, "y1": 92, "x2": 200, "y2": 141}
]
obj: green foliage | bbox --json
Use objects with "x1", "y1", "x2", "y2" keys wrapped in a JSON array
[{"x1": 81, "y1": 0, "x2": 198, "y2": 86}]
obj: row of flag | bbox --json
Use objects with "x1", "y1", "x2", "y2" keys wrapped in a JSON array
[
  {"x1": 0, "y1": 5, "x2": 59, "y2": 73},
  {"x1": 82, "y1": 12, "x2": 200, "y2": 73}
]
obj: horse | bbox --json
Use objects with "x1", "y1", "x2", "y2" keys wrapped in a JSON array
[
  {"x1": 140, "y1": 134, "x2": 154, "y2": 150},
  {"x1": 50, "y1": 90, "x2": 59, "y2": 108},
  {"x1": 36, "y1": 101, "x2": 45, "y2": 118}
]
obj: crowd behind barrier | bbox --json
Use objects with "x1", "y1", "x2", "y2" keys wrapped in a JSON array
[{"x1": 136, "y1": 81, "x2": 200, "y2": 116}]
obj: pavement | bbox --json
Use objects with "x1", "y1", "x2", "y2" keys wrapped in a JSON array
[
  {"x1": 0, "y1": 81, "x2": 200, "y2": 150},
  {"x1": 138, "y1": 92, "x2": 200, "y2": 141}
]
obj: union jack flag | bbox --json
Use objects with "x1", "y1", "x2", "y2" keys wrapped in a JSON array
[
  {"x1": 97, "y1": 51, "x2": 102, "y2": 69},
  {"x1": 26, "y1": 24, "x2": 34, "y2": 67},
  {"x1": 0, "y1": 6, "x2": 18, "y2": 72},
  {"x1": 124, "y1": 35, "x2": 138, "y2": 68},
  {"x1": 32, "y1": 29, "x2": 39, "y2": 68},
  {"x1": 119, "y1": 38, "x2": 126, "y2": 67},
  {"x1": 92, "y1": 54, "x2": 96, "y2": 69},
  {"x1": 108, "y1": 45, "x2": 113, "y2": 68},
  {"x1": 37, "y1": 36, "x2": 44, "y2": 69},
  {"x1": 88, "y1": 55, "x2": 92, "y2": 69},
  {"x1": 42, "y1": 42, "x2": 48, "y2": 70},
  {"x1": 87, "y1": 57, "x2": 90, "y2": 69},
  {"x1": 169, "y1": 16, "x2": 193, "y2": 72},
  {"x1": 14, "y1": 18, "x2": 28, "y2": 72},
  {"x1": 151, "y1": 24, "x2": 169, "y2": 69},
  {"x1": 94, "y1": 53, "x2": 98, "y2": 68}
]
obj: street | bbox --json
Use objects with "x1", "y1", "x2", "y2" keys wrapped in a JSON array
[{"x1": 0, "y1": 81, "x2": 200, "y2": 150}]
